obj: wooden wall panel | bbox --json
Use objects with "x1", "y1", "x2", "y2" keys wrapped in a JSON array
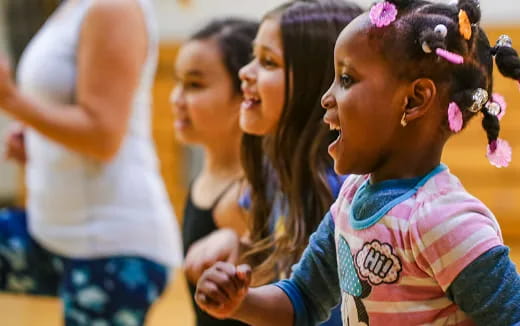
[{"x1": 153, "y1": 43, "x2": 187, "y2": 223}]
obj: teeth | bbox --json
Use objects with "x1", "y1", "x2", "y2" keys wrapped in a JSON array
[
  {"x1": 244, "y1": 95, "x2": 260, "y2": 102},
  {"x1": 329, "y1": 123, "x2": 341, "y2": 131},
  {"x1": 323, "y1": 114, "x2": 340, "y2": 131}
]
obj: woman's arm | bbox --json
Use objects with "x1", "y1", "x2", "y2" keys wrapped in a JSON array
[{"x1": 0, "y1": 0, "x2": 147, "y2": 162}]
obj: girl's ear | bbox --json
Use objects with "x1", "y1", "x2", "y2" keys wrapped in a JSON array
[{"x1": 402, "y1": 78, "x2": 437, "y2": 122}]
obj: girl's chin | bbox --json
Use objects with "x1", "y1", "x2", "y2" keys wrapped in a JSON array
[
  {"x1": 239, "y1": 118, "x2": 270, "y2": 136},
  {"x1": 332, "y1": 151, "x2": 356, "y2": 176},
  {"x1": 174, "y1": 132, "x2": 197, "y2": 145},
  {"x1": 333, "y1": 161, "x2": 350, "y2": 176}
]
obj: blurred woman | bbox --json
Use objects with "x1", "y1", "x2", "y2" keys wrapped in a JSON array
[{"x1": 0, "y1": 0, "x2": 181, "y2": 324}]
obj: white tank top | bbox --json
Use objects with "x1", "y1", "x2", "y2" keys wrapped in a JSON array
[{"x1": 16, "y1": 0, "x2": 182, "y2": 267}]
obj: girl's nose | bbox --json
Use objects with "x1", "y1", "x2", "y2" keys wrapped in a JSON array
[
  {"x1": 321, "y1": 91, "x2": 336, "y2": 110},
  {"x1": 239, "y1": 60, "x2": 256, "y2": 86},
  {"x1": 170, "y1": 86, "x2": 184, "y2": 108}
]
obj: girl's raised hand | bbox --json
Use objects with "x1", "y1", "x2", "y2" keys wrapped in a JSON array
[{"x1": 195, "y1": 262, "x2": 252, "y2": 320}]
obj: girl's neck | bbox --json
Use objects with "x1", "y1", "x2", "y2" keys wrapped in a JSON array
[
  {"x1": 201, "y1": 137, "x2": 243, "y2": 180},
  {"x1": 370, "y1": 140, "x2": 445, "y2": 184}
]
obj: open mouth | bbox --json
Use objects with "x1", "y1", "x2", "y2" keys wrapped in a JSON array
[
  {"x1": 241, "y1": 94, "x2": 261, "y2": 110},
  {"x1": 323, "y1": 112, "x2": 342, "y2": 156},
  {"x1": 174, "y1": 117, "x2": 190, "y2": 130},
  {"x1": 328, "y1": 120, "x2": 341, "y2": 140}
]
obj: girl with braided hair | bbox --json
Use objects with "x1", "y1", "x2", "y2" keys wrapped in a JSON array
[{"x1": 193, "y1": 0, "x2": 520, "y2": 325}]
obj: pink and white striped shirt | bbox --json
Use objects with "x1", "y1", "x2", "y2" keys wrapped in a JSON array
[{"x1": 331, "y1": 166, "x2": 503, "y2": 325}]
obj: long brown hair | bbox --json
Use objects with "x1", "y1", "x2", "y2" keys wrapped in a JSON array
[{"x1": 241, "y1": 0, "x2": 363, "y2": 282}]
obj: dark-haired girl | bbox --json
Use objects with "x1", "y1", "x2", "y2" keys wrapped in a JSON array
[
  {"x1": 194, "y1": 0, "x2": 520, "y2": 325},
  {"x1": 171, "y1": 18, "x2": 258, "y2": 326}
]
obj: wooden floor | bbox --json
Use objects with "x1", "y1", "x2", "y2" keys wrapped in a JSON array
[
  {"x1": 0, "y1": 269, "x2": 195, "y2": 326},
  {"x1": 0, "y1": 239, "x2": 519, "y2": 325}
]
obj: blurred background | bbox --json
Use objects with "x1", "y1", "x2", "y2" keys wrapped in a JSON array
[{"x1": 0, "y1": 0, "x2": 518, "y2": 324}]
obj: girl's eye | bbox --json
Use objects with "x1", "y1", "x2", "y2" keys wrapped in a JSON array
[
  {"x1": 260, "y1": 57, "x2": 278, "y2": 69},
  {"x1": 340, "y1": 74, "x2": 354, "y2": 88},
  {"x1": 185, "y1": 81, "x2": 203, "y2": 90}
]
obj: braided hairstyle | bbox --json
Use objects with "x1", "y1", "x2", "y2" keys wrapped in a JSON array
[{"x1": 368, "y1": 0, "x2": 520, "y2": 163}]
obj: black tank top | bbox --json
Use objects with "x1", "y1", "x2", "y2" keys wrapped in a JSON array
[{"x1": 182, "y1": 181, "x2": 248, "y2": 326}]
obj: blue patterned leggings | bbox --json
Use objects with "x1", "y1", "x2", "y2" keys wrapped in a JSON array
[{"x1": 0, "y1": 208, "x2": 169, "y2": 326}]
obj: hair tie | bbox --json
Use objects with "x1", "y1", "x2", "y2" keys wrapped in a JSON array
[
  {"x1": 486, "y1": 102, "x2": 501, "y2": 117},
  {"x1": 485, "y1": 93, "x2": 507, "y2": 120},
  {"x1": 422, "y1": 24, "x2": 448, "y2": 55},
  {"x1": 458, "y1": 10, "x2": 472, "y2": 40},
  {"x1": 496, "y1": 34, "x2": 513, "y2": 48},
  {"x1": 468, "y1": 88, "x2": 489, "y2": 112},
  {"x1": 448, "y1": 102, "x2": 463, "y2": 132},
  {"x1": 369, "y1": 1, "x2": 398, "y2": 28},
  {"x1": 434, "y1": 24, "x2": 448, "y2": 38},
  {"x1": 487, "y1": 138, "x2": 512, "y2": 168},
  {"x1": 436, "y1": 48, "x2": 464, "y2": 64},
  {"x1": 422, "y1": 42, "x2": 433, "y2": 53}
]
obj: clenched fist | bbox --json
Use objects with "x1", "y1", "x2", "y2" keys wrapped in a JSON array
[{"x1": 195, "y1": 262, "x2": 252, "y2": 320}]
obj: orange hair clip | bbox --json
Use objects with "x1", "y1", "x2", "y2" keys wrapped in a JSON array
[{"x1": 458, "y1": 10, "x2": 472, "y2": 40}]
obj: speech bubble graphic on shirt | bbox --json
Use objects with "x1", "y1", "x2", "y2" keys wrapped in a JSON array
[{"x1": 355, "y1": 240, "x2": 402, "y2": 286}]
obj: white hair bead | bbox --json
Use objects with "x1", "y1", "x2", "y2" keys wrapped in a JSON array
[{"x1": 434, "y1": 24, "x2": 448, "y2": 38}]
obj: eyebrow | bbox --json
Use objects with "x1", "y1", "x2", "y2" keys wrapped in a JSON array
[
  {"x1": 337, "y1": 59, "x2": 359, "y2": 75},
  {"x1": 185, "y1": 70, "x2": 204, "y2": 77},
  {"x1": 253, "y1": 41, "x2": 283, "y2": 58},
  {"x1": 174, "y1": 69, "x2": 204, "y2": 79}
]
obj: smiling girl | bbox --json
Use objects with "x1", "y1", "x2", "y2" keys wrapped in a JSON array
[{"x1": 194, "y1": 0, "x2": 520, "y2": 325}]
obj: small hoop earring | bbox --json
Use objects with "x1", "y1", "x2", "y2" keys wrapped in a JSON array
[{"x1": 400, "y1": 112, "x2": 408, "y2": 127}]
